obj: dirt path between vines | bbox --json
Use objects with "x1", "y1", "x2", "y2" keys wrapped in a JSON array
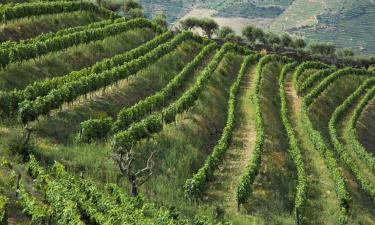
[
  {"x1": 204, "y1": 66, "x2": 256, "y2": 215},
  {"x1": 284, "y1": 74, "x2": 340, "y2": 225}
]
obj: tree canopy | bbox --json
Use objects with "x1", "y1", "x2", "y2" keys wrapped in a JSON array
[{"x1": 180, "y1": 17, "x2": 218, "y2": 38}]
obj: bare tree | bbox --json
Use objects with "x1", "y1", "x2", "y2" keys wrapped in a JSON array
[{"x1": 114, "y1": 148, "x2": 156, "y2": 196}]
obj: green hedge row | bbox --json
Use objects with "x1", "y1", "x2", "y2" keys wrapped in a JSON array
[
  {"x1": 79, "y1": 117, "x2": 113, "y2": 143},
  {"x1": 0, "y1": 31, "x2": 173, "y2": 117},
  {"x1": 18, "y1": 31, "x2": 194, "y2": 124},
  {"x1": 79, "y1": 41, "x2": 216, "y2": 142},
  {"x1": 184, "y1": 54, "x2": 258, "y2": 200},
  {"x1": 329, "y1": 77, "x2": 375, "y2": 201},
  {"x1": 0, "y1": 1, "x2": 117, "y2": 22},
  {"x1": 346, "y1": 85, "x2": 375, "y2": 172},
  {"x1": 0, "y1": 18, "x2": 163, "y2": 68},
  {"x1": 279, "y1": 62, "x2": 307, "y2": 223},
  {"x1": 236, "y1": 54, "x2": 291, "y2": 205},
  {"x1": 111, "y1": 43, "x2": 237, "y2": 153}
]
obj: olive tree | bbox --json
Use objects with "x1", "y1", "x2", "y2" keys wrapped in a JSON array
[{"x1": 153, "y1": 12, "x2": 167, "y2": 29}]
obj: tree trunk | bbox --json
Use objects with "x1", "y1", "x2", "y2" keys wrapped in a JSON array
[
  {"x1": 131, "y1": 180, "x2": 138, "y2": 197},
  {"x1": 22, "y1": 127, "x2": 32, "y2": 161},
  {"x1": 129, "y1": 175, "x2": 138, "y2": 197}
]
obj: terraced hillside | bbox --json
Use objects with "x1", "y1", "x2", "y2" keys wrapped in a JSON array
[{"x1": 0, "y1": 1, "x2": 374, "y2": 225}]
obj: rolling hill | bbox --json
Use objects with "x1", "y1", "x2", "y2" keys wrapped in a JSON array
[
  {"x1": 139, "y1": 0, "x2": 375, "y2": 55},
  {"x1": 0, "y1": 1, "x2": 374, "y2": 225}
]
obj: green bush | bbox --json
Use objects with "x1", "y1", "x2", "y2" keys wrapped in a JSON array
[
  {"x1": 79, "y1": 117, "x2": 113, "y2": 143},
  {"x1": 4, "y1": 128, "x2": 32, "y2": 159}
]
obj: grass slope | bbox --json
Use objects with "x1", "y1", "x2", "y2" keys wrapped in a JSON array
[
  {"x1": 31, "y1": 40, "x2": 203, "y2": 144},
  {"x1": 0, "y1": 11, "x2": 104, "y2": 42}
]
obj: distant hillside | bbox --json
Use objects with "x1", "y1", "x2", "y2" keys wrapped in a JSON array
[{"x1": 139, "y1": 0, "x2": 375, "y2": 55}]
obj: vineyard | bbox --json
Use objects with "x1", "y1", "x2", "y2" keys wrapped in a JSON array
[{"x1": 0, "y1": 1, "x2": 374, "y2": 225}]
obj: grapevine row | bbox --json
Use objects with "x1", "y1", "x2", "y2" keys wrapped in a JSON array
[
  {"x1": 345, "y1": 85, "x2": 375, "y2": 171},
  {"x1": 292, "y1": 61, "x2": 333, "y2": 94},
  {"x1": 26, "y1": 156, "x2": 84, "y2": 225},
  {"x1": 111, "y1": 43, "x2": 240, "y2": 153},
  {"x1": 304, "y1": 68, "x2": 373, "y2": 106},
  {"x1": 80, "y1": 41, "x2": 216, "y2": 142},
  {"x1": 299, "y1": 68, "x2": 361, "y2": 224},
  {"x1": 18, "y1": 184, "x2": 52, "y2": 224},
  {"x1": 279, "y1": 62, "x2": 307, "y2": 223},
  {"x1": 0, "y1": 18, "x2": 163, "y2": 68},
  {"x1": 329, "y1": 77, "x2": 375, "y2": 200},
  {"x1": 184, "y1": 54, "x2": 257, "y2": 199},
  {"x1": 0, "y1": 1, "x2": 117, "y2": 22},
  {"x1": 0, "y1": 17, "x2": 127, "y2": 50},
  {"x1": 0, "y1": 31, "x2": 174, "y2": 117},
  {"x1": 18, "y1": 31, "x2": 196, "y2": 124},
  {"x1": 301, "y1": 110, "x2": 349, "y2": 224},
  {"x1": 26, "y1": 156, "x2": 179, "y2": 224},
  {"x1": 298, "y1": 68, "x2": 336, "y2": 96},
  {"x1": 112, "y1": 42, "x2": 216, "y2": 132},
  {"x1": 55, "y1": 168, "x2": 120, "y2": 224},
  {"x1": 236, "y1": 54, "x2": 291, "y2": 205},
  {"x1": 27, "y1": 156, "x2": 127, "y2": 224}
]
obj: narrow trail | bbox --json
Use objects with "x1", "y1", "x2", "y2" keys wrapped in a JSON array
[
  {"x1": 204, "y1": 66, "x2": 256, "y2": 214},
  {"x1": 284, "y1": 74, "x2": 340, "y2": 225}
]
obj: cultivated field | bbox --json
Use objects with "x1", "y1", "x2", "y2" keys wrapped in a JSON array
[{"x1": 0, "y1": 1, "x2": 374, "y2": 225}]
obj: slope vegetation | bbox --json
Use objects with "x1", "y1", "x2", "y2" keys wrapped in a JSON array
[{"x1": 0, "y1": 2, "x2": 374, "y2": 225}]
